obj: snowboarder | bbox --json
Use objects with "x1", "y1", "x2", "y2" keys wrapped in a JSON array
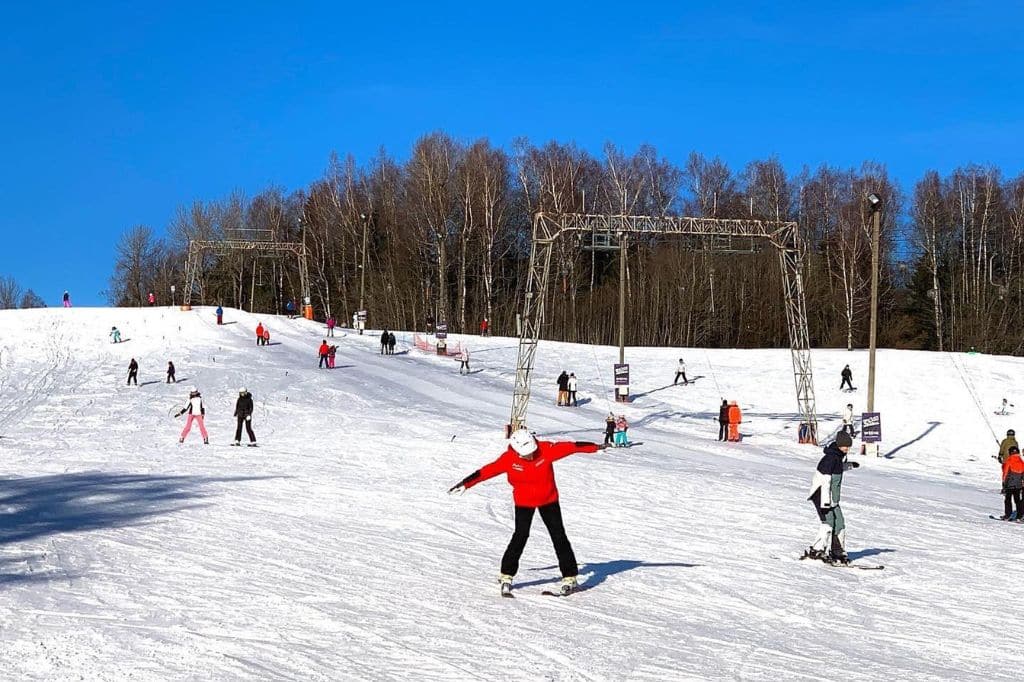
[
  {"x1": 604, "y1": 413, "x2": 616, "y2": 446},
  {"x1": 328, "y1": 345, "x2": 337, "y2": 369},
  {"x1": 387, "y1": 331, "x2": 396, "y2": 355},
  {"x1": 318, "y1": 340, "x2": 330, "y2": 368},
  {"x1": 62, "y1": 290, "x2": 71, "y2": 308},
  {"x1": 842, "y1": 403, "x2": 855, "y2": 437},
  {"x1": 567, "y1": 373, "x2": 579, "y2": 406},
  {"x1": 233, "y1": 388, "x2": 257, "y2": 447},
  {"x1": 614, "y1": 415, "x2": 630, "y2": 447},
  {"x1": 126, "y1": 358, "x2": 138, "y2": 386},
  {"x1": 718, "y1": 399, "x2": 729, "y2": 441},
  {"x1": 175, "y1": 387, "x2": 209, "y2": 444},
  {"x1": 998, "y1": 430, "x2": 1018, "y2": 464},
  {"x1": 805, "y1": 430, "x2": 860, "y2": 564},
  {"x1": 995, "y1": 398, "x2": 1013, "y2": 416},
  {"x1": 480, "y1": 318, "x2": 489, "y2": 337},
  {"x1": 840, "y1": 364, "x2": 854, "y2": 391},
  {"x1": 556, "y1": 371, "x2": 570, "y2": 406},
  {"x1": 216, "y1": 306, "x2": 224, "y2": 325},
  {"x1": 673, "y1": 358, "x2": 688, "y2": 385},
  {"x1": 447, "y1": 429, "x2": 604, "y2": 596},
  {"x1": 110, "y1": 326, "x2": 122, "y2": 343},
  {"x1": 255, "y1": 323, "x2": 265, "y2": 346},
  {"x1": 458, "y1": 347, "x2": 470, "y2": 375},
  {"x1": 147, "y1": 292, "x2": 155, "y2": 306},
  {"x1": 326, "y1": 316, "x2": 336, "y2": 337},
  {"x1": 380, "y1": 330, "x2": 389, "y2": 355},
  {"x1": 727, "y1": 401, "x2": 742, "y2": 442},
  {"x1": 1000, "y1": 445, "x2": 1024, "y2": 521},
  {"x1": 166, "y1": 361, "x2": 176, "y2": 383}
]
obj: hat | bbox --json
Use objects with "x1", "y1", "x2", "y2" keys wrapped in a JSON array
[
  {"x1": 239, "y1": 387, "x2": 247, "y2": 394},
  {"x1": 1008, "y1": 429, "x2": 1016, "y2": 437},
  {"x1": 509, "y1": 429, "x2": 538, "y2": 457},
  {"x1": 835, "y1": 431, "x2": 853, "y2": 448}
]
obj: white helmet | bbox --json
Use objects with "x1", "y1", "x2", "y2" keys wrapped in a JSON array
[
  {"x1": 239, "y1": 387, "x2": 247, "y2": 394},
  {"x1": 509, "y1": 429, "x2": 538, "y2": 457}
]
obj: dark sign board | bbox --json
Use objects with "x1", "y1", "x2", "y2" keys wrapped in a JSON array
[
  {"x1": 436, "y1": 322, "x2": 448, "y2": 340},
  {"x1": 860, "y1": 412, "x2": 881, "y2": 443},
  {"x1": 614, "y1": 363, "x2": 630, "y2": 386}
]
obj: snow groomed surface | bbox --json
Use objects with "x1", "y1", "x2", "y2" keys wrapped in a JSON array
[{"x1": 1, "y1": 307, "x2": 1020, "y2": 680}]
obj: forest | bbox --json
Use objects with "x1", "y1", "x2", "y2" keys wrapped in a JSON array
[{"x1": 107, "y1": 132, "x2": 1024, "y2": 354}]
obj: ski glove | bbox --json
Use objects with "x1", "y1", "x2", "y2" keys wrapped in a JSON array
[{"x1": 845, "y1": 461, "x2": 861, "y2": 470}]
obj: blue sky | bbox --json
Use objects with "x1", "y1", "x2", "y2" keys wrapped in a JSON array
[{"x1": 2, "y1": 1, "x2": 1022, "y2": 305}]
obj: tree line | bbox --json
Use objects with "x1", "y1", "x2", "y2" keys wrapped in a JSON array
[
  {"x1": 0, "y1": 276, "x2": 46, "y2": 310},
  {"x1": 108, "y1": 132, "x2": 1024, "y2": 354}
]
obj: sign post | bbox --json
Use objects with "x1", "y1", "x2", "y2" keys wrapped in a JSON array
[
  {"x1": 356, "y1": 309, "x2": 367, "y2": 334},
  {"x1": 860, "y1": 412, "x2": 882, "y2": 457},
  {"x1": 614, "y1": 363, "x2": 630, "y2": 402},
  {"x1": 436, "y1": 322, "x2": 448, "y2": 355}
]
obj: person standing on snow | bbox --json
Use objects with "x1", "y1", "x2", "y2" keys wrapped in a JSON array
[
  {"x1": 842, "y1": 403, "x2": 855, "y2": 437},
  {"x1": 458, "y1": 347, "x2": 470, "y2": 375},
  {"x1": 328, "y1": 345, "x2": 337, "y2": 369},
  {"x1": 318, "y1": 340, "x2": 330, "y2": 368},
  {"x1": 148, "y1": 292, "x2": 156, "y2": 306},
  {"x1": 262, "y1": 327, "x2": 270, "y2": 345},
  {"x1": 556, "y1": 371, "x2": 570, "y2": 406},
  {"x1": 255, "y1": 322, "x2": 265, "y2": 346},
  {"x1": 614, "y1": 415, "x2": 630, "y2": 447},
  {"x1": 567, "y1": 373, "x2": 579, "y2": 406},
  {"x1": 326, "y1": 316, "x2": 336, "y2": 337},
  {"x1": 480, "y1": 318, "x2": 489, "y2": 337},
  {"x1": 166, "y1": 361, "x2": 176, "y2": 383},
  {"x1": 727, "y1": 402, "x2": 742, "y2": 442},
  {"x1": 380, "y1": 329, "x2": 390, "y2": 355},
  {"x1": 63, "y1": 290, "x2": 71, "y2": 308},
  {"x1": 447, "y1": 430, "x2": 605, "y2": 596},
  {"x1": 718, "y1": 399, "x2": 730, "y2": 441},
  {"x1": 998, "y1": 429, "x2": 1018, "y2": 464},
  {"x1": 674, "y1": 358, "x2": 689, "y2": 385},
  {"x1": 387, "y1": 331, "x2": 396, "y2": 355},
  {"x1": 1000, "y1": 445, "x2": 1024, "y2": 521},
  {"x1": 175, "y1": 387, "x2": 209, "y2": 444},
  {"x1": 805, "y1": 430, "x2": 860, "y2": 564},
  {"x1": 126, "y1": 358, "x2": 138, "y2": 386},
  {"x1": 840, "y1": 364, "x2": 854, "y2": 391},
  {"x1": 604, "y1": 413, "x2": 616, "y2": 446},
  {"x1": 216, "y1": 306, "x2": 224, "y2": 325},
  {"x1": 233, "y1": 388, "x2": 257, "y2": 447}
]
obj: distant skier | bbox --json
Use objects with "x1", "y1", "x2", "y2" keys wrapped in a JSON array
[
  {"x1": 842, "y1": 403, "x2": 855, "y2": 437},
  {"x1": 840, "y1": 364, "x2": 854, "y2": 391},
  {"x1": 255, "y1": 323, "x2": 265, "y2": 346},
  {"x1": 175, "y1": 387, "x2": 209, "y2": 444},
  {"x1": 727, "y1": 402, "x2": 742, "y2": 442},
  {"x1": 718, "y1": 399, "x2": 729, "y2": 441},
  {"x1": 328, "y1": 345, "x2": 337, "y2": 369},
  {"x1": 567, "y1": 373, "x2": 579, "y2": 406},
  {"x1": 673, "y1": 358, "x2": 689, "y2": 385},
  {"x1": 458, "y1": 347, "x2": 470, "y2": 375},
  {"x1": 285, "y1": 300, "x2": 296, "y2": 319},
  {"x1": 804, "y1": 430, "x2": 859, "y2": 564},
  {"x1": 63, "y1": 290, "x2": 71, "y2": 307},
  {"x1": 480, "y1": 318, "x2": 489, "y2": 337},
  {"x1": 998, "y1": 429, "x2": 1018, "y2": 464},
  {"x1": 110, "y1": 326, "x2": 122, "y2": 343},
  {"x1": 380, "y1": 330, "x2": 389, "y2": 355},
  {"x1": 126, "y1": 358, "x2": 138, "y2": 386},
  {"x1": 166, "y1": 361, "x2": 176, "y2": 384},
  {"x1": 326, "y1": 316, "x2": 336, "y2": 337},
  {"x1": 261, "y1": 327, "x2": 271, "y2": 346},
  {"x1": 216, "y1": 306, "x2": 224, "y2": 325},
  {"x1": 318, "y1": 340, "x2": 330, "y2": 368},
  {"x1": 447, "y1": 429, "x2": 604, "y2": 596},
  {"x1": 604, "y1": 413, "x2": 616, "y2": 446},
  {"x1": 387, "y1": 331, "x2": 396, "y2": 355},
  {"x1": 147, "y1": 292, "x2": 155, "y2": 306},
  {"x1": 233, "y1": 388, "x2": 257, "y2": 447},
  {"x1": 614, "y1": 415, "x2": 630, "y2": 447},
  {"x1": 995, "y1": 398, "x2": 1013, "y2": 416},
  {"x1": 556, "y1": 371, "x2": 570, "y2": 406}
]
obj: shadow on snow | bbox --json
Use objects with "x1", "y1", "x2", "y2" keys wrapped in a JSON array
[
  {"x1": 884, "y1": 422, "x2": 941, "y2": 459},
  {"x1": 521, "y1": 559, "x2": 699, "y2": 590}
]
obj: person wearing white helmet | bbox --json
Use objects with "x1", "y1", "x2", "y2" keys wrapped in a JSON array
[
  {"x1": 174, "y1": 387, "x2": 208, "y2": 444},
  {"x1": 233, "y1": 388, "x2": 256, "y2": 447},
  {"x1": 448, "y1": 428, "x2": 605, "y2": 597}
]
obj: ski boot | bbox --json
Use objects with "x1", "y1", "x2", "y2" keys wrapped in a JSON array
[
  {"x1": 999, "y1": 515, "x2": 1011, "y2": 521},
  {"x1": 499, "y1": 574, "x2": 513, "y2": 597},
  {"x1": 559, "y1": 576, "x2": 579, "y2": 596},
  {"x1": 801, "y1": 547, "x2": 827, "y2": 562},
  {"x1": 178, "y1": 438, "x2": 184, "y2": 444},
  {"x1": 828, "y1": 552, "x2": 850, "y2": 566},
  {"x1": 231, "y1": 441, "x2": 241, "y2": 447},
  {"x1": 203, "y1": 439, "x2": 209, "y2": 445}
]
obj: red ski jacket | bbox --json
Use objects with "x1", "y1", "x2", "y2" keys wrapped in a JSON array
[
  {"x1": 464, "y1": 440, "x2": 600, "y2": 507},
  {"x1": 318, "y1": 343, "x2": 330, "y2": 356}
]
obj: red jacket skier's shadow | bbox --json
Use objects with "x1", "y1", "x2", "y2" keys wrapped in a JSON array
[{"x1": 521, "y1": 559, "x2": 699, "y2": 590}]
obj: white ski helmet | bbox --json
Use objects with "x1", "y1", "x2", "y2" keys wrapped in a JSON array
[
  {"x1": 509, "y1": 428, "x2": 538, "y2": 457},
  {"x1": 239, "y1": 387, "x2": 247, "y2": 394}
]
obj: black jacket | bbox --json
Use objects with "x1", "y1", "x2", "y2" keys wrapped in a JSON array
[
  {"x1": 841, "y1": 367, "x2": 852, "y2": 380},
  {"x1": 718, "y1": 404, "x2": 729, "y2": 423},
  {"x1": 128, "y1": 360, "x2": 138, "y2": 373},
  {"x1": 234, "y1": 393, "x2": 254, "y2": 418},
  {"x1": 381, "y1": 331, "x2": 389, "y2": 344},
  {"x1": 557, "y1": 372, "x2": 570, "y2": 391},
  {"x1": 388, "y1": 332, "x2": 396, "y2": 345},
  {"x1": 605, "y1": 417, "x2": 616, "y2": 434},
  {"x1": 167, "y1": 362, "x2": 175, "y2": 375}
]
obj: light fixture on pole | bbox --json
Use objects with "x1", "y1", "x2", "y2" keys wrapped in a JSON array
[{"x1": 865, "y1": 192, "x2": 882, "y2": 456}]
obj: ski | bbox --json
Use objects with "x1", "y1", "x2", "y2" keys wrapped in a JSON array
[
  {"x1": 791, "y1": 554, "x2": 885, "y2": 570},
  {"x1": 541, "y1": 586, "x2": 592, "y2": 597},
  {"x1": 989, "y1": 515, "x2": 1022, "y2": 522}
]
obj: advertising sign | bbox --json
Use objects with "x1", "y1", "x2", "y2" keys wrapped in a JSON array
[
  {"x1": 436, "y1": 322, "x2": 448, "y2": 340},
  {"x1": 860, "y1": 412, "x2": 882, "y2": 443},
  {"x1": 613, "y1": 363, "x2": 630, "y2": 386}
]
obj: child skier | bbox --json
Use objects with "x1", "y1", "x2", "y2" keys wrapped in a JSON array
[
  {"x1": 233, "y1": 388, "x2": 257, "y2": 447},
  {"x1": 262, "y1": 328, "x2": 271, "y2": 345},
  {"x1": 614, "y1": 415, "x2": 629, "y2": 447},
  {"x1": 110, "y1": 326, "x2": 122, "y2": 343},
  {"x1": 63, "y1": 290, "x2": 71, "y2": 307},
  {"x1": 1000, "y1": 445, "x2": 1024, "y2": 521},
  {"x1": 328, "y1": 345, "x2": 337, "y2": 369},
  {"x1": 326, "y1": 316, "x2": 336, "y2": 337},
  {"x1": 175, "y1": 387, "x2": 209, "y2": 444},
  {"x1": 674, "y1": 358, "x2": 688, "y2": 385},
  {"x1": 842, "y1": 403, "x2": 855, "y2": 436},
  {"x1": 216, "y1": 306, "x2": 224, "y2": 325},
  {"x1": 387, "y1": 331, "x2": 396, "y2": 355},
  {"x1": 727, "y1": 402, "x2": 742, "y2": 442},
  {"x1": 458, "y1": 347, "x2": 470, "y2": 375},
  {"x1": 604, "y1": 413, "x2": 616, "y2": 446},
  {"x1": 166, "y1": 361, "x2": 176, "y2": 383},
  {"x1": 447, "y1": 430, "x2": 604, "y2": 596},
  {"x1": 804, "y1": 430, "x2": 860, "y2": 564},
  {"x1": 126, "y1": 358, "x2": 138, "y2": 386}
]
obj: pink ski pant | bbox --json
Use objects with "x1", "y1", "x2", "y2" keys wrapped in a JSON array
[{"x1": 180, "y1": 415, "x2": 208, "y2": 441}]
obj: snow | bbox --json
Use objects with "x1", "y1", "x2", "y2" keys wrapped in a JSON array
[{"x1": 0, "y1": 306, "x2": 1020, "y2": 680}]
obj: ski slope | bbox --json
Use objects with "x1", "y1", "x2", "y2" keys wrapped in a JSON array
[{"x1": 0, "y1": 306, "x2": 1020, "y2": 681}]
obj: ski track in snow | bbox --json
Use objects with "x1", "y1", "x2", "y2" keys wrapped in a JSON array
[{"x1": 0, "y1": 306, "x2": 1021, "y2": 680}]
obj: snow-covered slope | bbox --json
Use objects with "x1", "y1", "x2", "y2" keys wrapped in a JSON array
[{"x1": 0, "y1": 306, "x2": 1020, "y2": 680}]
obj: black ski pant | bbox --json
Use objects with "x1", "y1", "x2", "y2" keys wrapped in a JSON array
[
  {"x1": 568, "y1": 390, "x2": 577, "y2": 406},
  {"x1": 1005, "y1": 489, "x2": 1023, "y2": 518},
  {"x1": 674, "y1": 371, "x2": 688, "y2": 385},
  {"x1": 603, "y1": 430, "x2": 614, "y2": 446},
  {"x1": 127, "y1": 371, "x2": 137, "y2": 386},
  {"x1": 234, "y1": 416, "x2": 256, "y2": 443},
  {"x1": 166, "y1": 372, "x2": 175, "y2": 383},
  {"x1": 718, "y1": 422, "x2": 728, "y2": 441},
  {"x1": 500, "y1": 501, "x2": 578, "y2": 578},
  {"x1": 319, "y1": 354, "x2": 328, "y2": 368},
  {"x1": 840, "y1": 377, "x2": 853, "y2": 390}
]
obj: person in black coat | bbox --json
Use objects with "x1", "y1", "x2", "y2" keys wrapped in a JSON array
[
  {"x1": 380, "y1": 330, "x2": 390, "y2": 355},
  {"x1": 166, "y1": 361, "x2": 176, "y2": 383},
  {"x1": 604, "y1": 413, "x2": 616, "y2": 446},
  {"x1": 387, "y1": 331, "x2": 397, "y2": 355},
  {"x1": 718, "y1": 399, "x2": 729, "y2": 441},
  {"x1": 127, "y1": 358, "x2": 138, "y2": 386},
  {"x1": 556, "y1": 371, "x2": 570, "y2": 406},
  {"x1": 233, "y1": 388, "x2": 257, "y2": 446},
  {"x1": 840, "y1": 365, "x2": 854, "y2": 391}
]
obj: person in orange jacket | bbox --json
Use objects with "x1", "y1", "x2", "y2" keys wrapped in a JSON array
[
  {"x1": 1000, "y1": 445, "x2": 1024, "y2": 521},
  {"x1": 255, "y1": 322, "x2": 265, "y2": 346},
  {"x1": 727, "y1": 402, "x2": 742, "y2": 442},
  {"x1": 318, "y1": 340, "x2": 330, "y2": 368}
]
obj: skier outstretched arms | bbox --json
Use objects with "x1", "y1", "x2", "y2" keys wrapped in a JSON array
[
  {"x1": 805, "y1": 430, "x2": 859, "y2": 564},
  {"x1": 448, "y1": 430, "x2": 604, "y2": 596},
  {"x1": 175, "y1": 387, "x2": 209, "y2": 444},
  {"x1": 233, "y1": 388, "x2": 257, "y2": 446}
]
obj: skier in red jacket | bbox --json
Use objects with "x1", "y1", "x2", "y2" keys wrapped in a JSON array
[{"x1": 448, "y1": 429, "x2": 604, "y2": 596}]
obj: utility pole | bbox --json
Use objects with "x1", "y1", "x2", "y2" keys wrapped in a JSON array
[
  {"x1": 358, "y1": 213, "x2": 369, "y2": 335},
  {"x1": 865, "y1": 193, "x2": 882, "y2": 456},
  {"x1": 618, "y1": 232, "x2": 626, "y2": 364}
]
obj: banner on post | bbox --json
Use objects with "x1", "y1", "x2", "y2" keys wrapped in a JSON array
[
  {"x1": 861, "y1": 412, "x2": 882, "y2": 443},
  {"x1": 613, "y1": 364, "x2": 630, "y2": 386},
  {"x1": 436, "y1": 323, "x2": 448, "y2": 340}
]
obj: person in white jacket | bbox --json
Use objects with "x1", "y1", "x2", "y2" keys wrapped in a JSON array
[
  {"x1": 673, "y1": 358, "x2": 688, "y2": 385},
  {"x1": 841, "y1": 403, "x2": 855, "y2": 436},
  {"x1": 458, "y1": 347, "x2": 471, "y2": 375},
  {"x1": 804, "y1": 431, "x2": 859, "y2": 564},
  {"x1": 567, "y1": 373, "x2": 579, "y2": 406},
  {"x1": 175, "y1": 387, "x2": 209, "y2": 444}
]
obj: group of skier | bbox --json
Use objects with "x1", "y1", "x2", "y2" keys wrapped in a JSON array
[
  {"x1": 556, "y1": 371, "x2": 579, "y2": 406},
  {"x1": 717, "y1": 399, "x2": 742, "y2": 442},
  {"x1": 173, "y1": 386, "x2": 258, "y2": 447},
  {"x1": 603, "y1": 413, "x2": 630, "y2": 447},
  {"x1": 124, "y1": 359, "x2": 176, "y2": 385},
  {"x1": 255, "y1": 322, "x2": 271, "y2": 346},
  {"x1": 997, "y1": 429, "x2": 1024, "y2": 521},
  {"x1": 380, "y1": 330, "x2": 397, "y2": 355},
  {"x1": 318, "y1": 340, "x2": 339, "y2": 368}
]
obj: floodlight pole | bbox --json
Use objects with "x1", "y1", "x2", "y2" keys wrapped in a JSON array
[
  {"x1": 359, "y1": 213, "x2": 369, "y2": 334},
  {"x1": 867, "y1": 199, "x2": 881, "y2": 414},
  {"x1": 618, "y1": 232, "x2": 626, "y2": 365}
]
